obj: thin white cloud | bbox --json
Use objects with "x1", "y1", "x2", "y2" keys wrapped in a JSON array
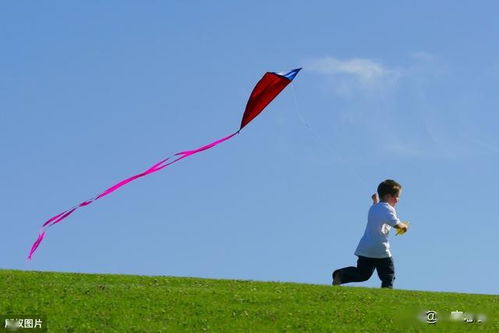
[
  {"x1": 307, "y1": 57, "x2": 401, "y2": 88},
  {"x1": 309, "y1": 57, "x2": 388, "y2": 82},
  {"x1": 307, "y1": 56, "x2": 401, "y2": 96},
  {"x1": 304, "y1": 53, "x2": 497, "y2": 161}
]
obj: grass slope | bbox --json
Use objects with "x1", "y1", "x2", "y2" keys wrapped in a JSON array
[{"x1": 1, "y1": 269, "x2": 497, "y2": 332}]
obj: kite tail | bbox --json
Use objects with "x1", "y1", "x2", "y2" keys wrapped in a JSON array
[
  {"x1": 27, "y1": 230, "x2": 46, "y2": 260},
  {"x1": 27, "y1": 131, "x2": 239, "y2": 260}
]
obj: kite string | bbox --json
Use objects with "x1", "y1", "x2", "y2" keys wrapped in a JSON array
[
  {"x1": 28, "y1": 131, "x2": 239, "y2": 260},
  {"x1": 290, "y1": 84, "x2": 372, "y2": 189}
]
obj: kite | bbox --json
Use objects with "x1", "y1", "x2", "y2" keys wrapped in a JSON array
[{"x1": 28, "y1": 68, "x2": 302, "y2": 260}]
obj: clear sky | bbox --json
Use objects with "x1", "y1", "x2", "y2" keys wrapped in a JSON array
[{"x1": 2, "y1": 1, "x2": 498, "y2": 295}]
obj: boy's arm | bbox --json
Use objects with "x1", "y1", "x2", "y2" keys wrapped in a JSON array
[{"x1": 371, "y1": 193, "x2": 379, "y2": 205}]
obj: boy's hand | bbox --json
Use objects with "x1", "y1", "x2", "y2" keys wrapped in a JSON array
[
  {"x1": 371, "y1": 193, "x2": 379, "y2": 205},
  {"x1": 395, "y1": 222, "x2": 409, "y2": 235}
]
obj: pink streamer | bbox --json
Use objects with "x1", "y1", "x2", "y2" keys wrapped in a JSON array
[
  {"x1": 27, "y1": 231, "x2": 46, "y2": 260},
  {"x1": 176, "y1": 132, "x2": 238, "y2": 156},
  {"x1": 49, "y1": 208, "x2": 77, "y2": 227},
  {"x1": 41, "y1": 211, "x2": 69, "y2": 228},
  {"x1": 28, "y1": 131, "x2": 239, "y2": 260},
  {"x1": 95, "y1": 158, "x2": 170, "y2": 200}
]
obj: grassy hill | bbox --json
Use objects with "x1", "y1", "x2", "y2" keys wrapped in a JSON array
[{"x1": 1, "y1": 269, "x2": 497, "y2": 332}]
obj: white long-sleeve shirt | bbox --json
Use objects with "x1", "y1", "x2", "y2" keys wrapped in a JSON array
[{"x1": 354, "y1": 202, "x2": 400, "y2": 258}]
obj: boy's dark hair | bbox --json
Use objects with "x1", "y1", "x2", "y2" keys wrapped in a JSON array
[{"x1": 377, "y1": 179, "x2": 402, "y2": 199}]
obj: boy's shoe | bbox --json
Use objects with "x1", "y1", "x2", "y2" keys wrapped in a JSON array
[{"x1": 332, "y1": 271, "x2": 341, "y2": 286}]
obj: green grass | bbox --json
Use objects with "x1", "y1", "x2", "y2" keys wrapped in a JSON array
[{"x1": 1, "y1": 269, "x2": 497, "y2": 332}]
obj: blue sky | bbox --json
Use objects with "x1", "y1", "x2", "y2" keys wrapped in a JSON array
[{"x1": 2, "y1": 1, "x2": 498, "y2": 295}]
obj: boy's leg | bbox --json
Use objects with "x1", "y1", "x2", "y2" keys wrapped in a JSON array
[
  {"x1": 375, "y1": 257, "x2": 395, "y2": 288},
  {"x1": 333, "y1": 256, "x2": 376, "y2": 285}
]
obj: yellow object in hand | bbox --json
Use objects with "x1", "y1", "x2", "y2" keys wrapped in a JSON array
[{"x1": 396, "y1": 222, "x2": 409, "y2": 235}]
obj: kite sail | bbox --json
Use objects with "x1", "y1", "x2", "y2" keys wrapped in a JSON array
[{"x1": 28, "y1": 67, "x2": 302, "y2": 260}]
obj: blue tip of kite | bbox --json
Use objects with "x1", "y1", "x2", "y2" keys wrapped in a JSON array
[{"x1": 280, "y1": 68, "x2": 302, "y2": 81}]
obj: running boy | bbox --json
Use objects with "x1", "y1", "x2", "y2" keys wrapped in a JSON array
[{"x1": 332, "y1": 179, "x2": 408, "y2": 288}]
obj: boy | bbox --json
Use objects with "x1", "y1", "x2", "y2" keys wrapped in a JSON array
[{"x1": 332, "y1": 179, "x2": 408, "y2": 289}]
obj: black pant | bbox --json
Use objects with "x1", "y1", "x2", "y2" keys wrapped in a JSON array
[{"x1": 333, "y1": 256, "x2": 395, "y2": 288}]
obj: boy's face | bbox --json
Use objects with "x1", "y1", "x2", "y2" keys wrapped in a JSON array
[{"x1": 385, "y1": 190, "x2": 401, "y2": 207}]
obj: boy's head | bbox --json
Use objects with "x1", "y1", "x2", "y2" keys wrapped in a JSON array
[{"x1": 377, "y1": 179, "x2": 402, "y2": 207}]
